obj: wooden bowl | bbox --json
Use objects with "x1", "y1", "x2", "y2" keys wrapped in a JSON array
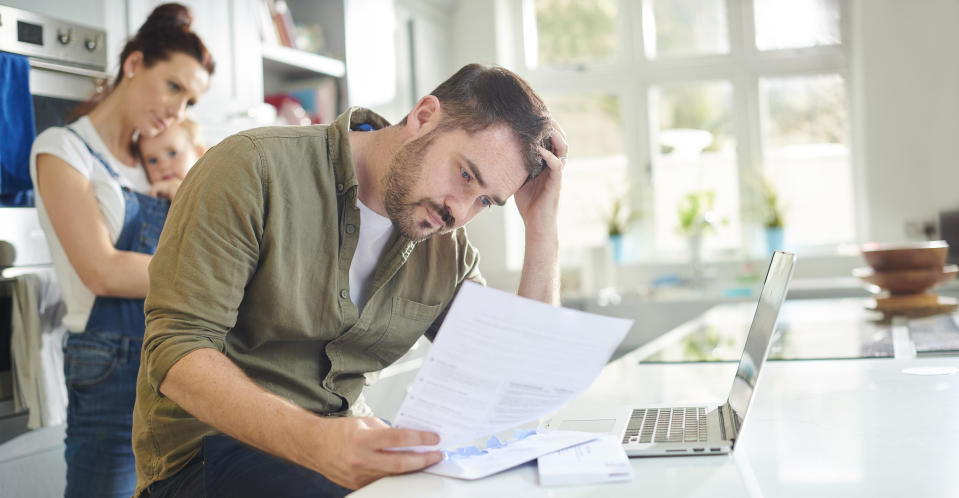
[
  {"x1": 861, "y1": 241, "x2": 949, "y2": 271},
  {"x1": 853, "y1": 264, "x2": 958, "y2": 294}
]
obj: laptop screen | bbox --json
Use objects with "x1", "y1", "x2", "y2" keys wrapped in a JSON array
[{"x1": 726, "y1": 251, "x2": 796, "y2": 432}]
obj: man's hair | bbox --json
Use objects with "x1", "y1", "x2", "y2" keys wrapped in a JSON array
[{"x1": 407, "y1": 64, "x2": 552, "y2": 178}]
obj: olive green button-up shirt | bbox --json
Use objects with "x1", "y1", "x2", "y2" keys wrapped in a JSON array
[{"x1": 133, "y1": 107, "x2": 484, "y2": 495}]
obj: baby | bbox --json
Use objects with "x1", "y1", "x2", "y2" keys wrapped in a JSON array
[{"x1": 137, "y1": 118, "x2": 205, "y2": 200}]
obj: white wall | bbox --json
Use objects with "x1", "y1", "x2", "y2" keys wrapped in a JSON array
[{"x1": 851, "y1": 0, "x2": 959, "y2": 243}]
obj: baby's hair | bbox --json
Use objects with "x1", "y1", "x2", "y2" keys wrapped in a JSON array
[
  {"x1": 177, "y1": 118, "x2": 205, "y2": 148},
  {"x1": 135, "y1": 118, "x2": 205, "y2": 164}
]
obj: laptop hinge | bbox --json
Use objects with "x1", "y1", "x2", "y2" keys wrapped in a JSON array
[{"x1": 720, "y1": 403, "x2": 739, "y2": 443}]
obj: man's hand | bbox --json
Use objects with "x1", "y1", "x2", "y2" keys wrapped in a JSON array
[
  {"x1": 513, "y1": 119, "x2": 568, "y2": 237},
  {"x1": 514, "y1": 119, "x2": 567, "y2": 305},
  {"x1": 307, "y1": 417, "x2": 443, "y2": 490},
  {"x1": 161, "y1": 349, "x2": 442, "y2": 492},
  {"x1": 150, "y1": 178, "x2": 183, "y2": 200}
]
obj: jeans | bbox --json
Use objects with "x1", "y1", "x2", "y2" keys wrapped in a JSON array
[
  {"x1": 63, "y1": 331, "x2": 142, "y2": 498},
  {"x1": 145, "y1": 434, "x2": 352, "y2": 498}
]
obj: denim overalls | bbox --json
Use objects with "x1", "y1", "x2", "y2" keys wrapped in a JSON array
[{"x1": 61, "y1": 127, "x2": 169, "y2": 498}]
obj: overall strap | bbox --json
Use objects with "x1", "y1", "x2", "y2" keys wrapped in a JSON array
[{"x1": 64, "y1": 126, "x2": 124, "y2": 182}]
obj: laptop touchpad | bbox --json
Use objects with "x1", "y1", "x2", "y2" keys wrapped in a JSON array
[{"x1": 556, "y1": 418, "x2": 618, "y2": 434}]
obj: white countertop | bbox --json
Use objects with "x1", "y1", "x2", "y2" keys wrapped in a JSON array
[{"x1": 351, "y1": 303, "x2": 959, "y2": 498}]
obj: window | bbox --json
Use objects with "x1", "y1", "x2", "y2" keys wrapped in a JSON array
[
  {"x1": 650, "y1": 81, "x2": 740, "y2": 254},
  {"x1": 508, "y1": 0, "x2": 852, "y2": 267},
  {"x1": 753, "y1": 0, "x2": 841, "y2": 51},
  {"x1": 759, "y1": 74, "x2": 853, "y2": 247},
  {"x1": 644, "y1": 0, "x2": 730, "y2": 59},
  {"x1": 532, "y1": 0, "x2": 620, "y2": 68}
]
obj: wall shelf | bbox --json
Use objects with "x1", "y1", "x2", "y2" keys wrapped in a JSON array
[{"x1": 261, "y1": 44, "x2": 346, "y2": 80}]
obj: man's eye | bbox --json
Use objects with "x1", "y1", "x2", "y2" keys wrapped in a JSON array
[
  {"x1": 168, "y1": 81, "x2": 181, "y2": 92},
  {"x1": 480, "y1": 196, "x2": 492, "y2": 208},
  {"x1": 460, "y1": 169, "x2": 471, "y2": 182},
  {"x1": 147, "y1": 157, "x2": 157, "y2": 165}
]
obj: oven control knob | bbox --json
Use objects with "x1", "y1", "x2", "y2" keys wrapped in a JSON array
[
  {"x1": 57, "y1": 28, "x2": 71, "y2": 45},
  {"x1": 85, "y1": 38, "x2": 99, "y2": 51}
]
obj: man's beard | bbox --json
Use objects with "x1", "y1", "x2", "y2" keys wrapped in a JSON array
[{"x1": 382, "y1": 130, "x2": 455, "y2": 242}]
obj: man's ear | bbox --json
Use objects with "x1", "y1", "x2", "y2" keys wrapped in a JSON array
[{"x1": 405, "y1": 95, "x2": 442, "y2": 135}]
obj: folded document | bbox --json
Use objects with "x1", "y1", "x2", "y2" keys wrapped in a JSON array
[
  {"x1": 393, "y1": 282, "x2": 632, "y2": 451},
  {"x1": 389, "y1": 282, "x2": 633, "y2": 480},
  {"x1": 426, "y1": 429, "x2": 599, "y2": 480}
]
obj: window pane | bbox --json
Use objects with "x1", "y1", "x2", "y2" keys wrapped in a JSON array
[
  {"x1": 760, "y1": 74, "x2": 853, "y2": 246},
  {"x1": 649, "y1": 81, "x2": 740, "y2": 257},
  {"x1": 754, "y1": 0, "x2": 841, "y2": 51},
  {"x1": 643, "y1": 0, "x2": 730, "y2": 59},
  {"x1": 505, "y1": 94, "x2": 627, "y2": 270},
  {"x1": 534, "y1": 0, "x2": 619, "y2": 68}
]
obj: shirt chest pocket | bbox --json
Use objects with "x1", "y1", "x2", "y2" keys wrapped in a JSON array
[{"x1": 367, "y1": 297, "x2": 443, "y2": 364}]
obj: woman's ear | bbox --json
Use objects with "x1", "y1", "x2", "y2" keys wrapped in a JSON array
[
  {"x1": 405, "y1": 95, "x2": 441, "y2": 135},
  {"x1": 122, "y1": 51, "x2": 144, "y2": 80}
]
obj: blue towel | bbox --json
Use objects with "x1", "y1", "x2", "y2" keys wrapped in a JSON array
[{"x1": 0, "y1": 51, "x2": 37, "y2": 206}]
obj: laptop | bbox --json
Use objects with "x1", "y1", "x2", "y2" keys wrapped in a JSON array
[{"x1": 548, "y1": 251, "x2": 796, "y2": 457}]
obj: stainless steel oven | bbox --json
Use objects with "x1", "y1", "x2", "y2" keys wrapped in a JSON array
[
  {"x1": 0, "y1": 4, "x2": 110, "y2": 205},
  {"x1": 0, "y1": 5, "x2": 109, "y2": 424}
]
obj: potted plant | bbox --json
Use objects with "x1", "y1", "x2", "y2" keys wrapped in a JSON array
[
  {"x1": 759, "y1": 177, "x2": 785, "y2": 254},
  {"x1": 605, "y1": 196, "x2": 641, "y2": 264},
  {"x1": 676, "y1": 190, "x2": 721, "y2": 282}
]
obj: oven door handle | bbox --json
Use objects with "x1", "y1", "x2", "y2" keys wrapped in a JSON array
[{"x1": 29, "y1": 59, "x2": 110, "y2": 81}]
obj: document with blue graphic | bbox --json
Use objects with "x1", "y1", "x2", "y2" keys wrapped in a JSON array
[{"x1": 392, "y1": 281, "x2": 632, "y2": 455}]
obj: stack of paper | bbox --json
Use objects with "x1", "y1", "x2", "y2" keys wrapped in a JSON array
[{"x1": 537, "y1": 435, "x2": 634, "y2": 486}]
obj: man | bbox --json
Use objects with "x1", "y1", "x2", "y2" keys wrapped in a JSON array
[{"x1": 132, "y1": 63, "x2": 568, "y2": 497}]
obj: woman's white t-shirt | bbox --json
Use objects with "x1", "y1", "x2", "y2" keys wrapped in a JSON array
[{"x1": 29, "y1": 116, "x2": 152, "y2": 332}]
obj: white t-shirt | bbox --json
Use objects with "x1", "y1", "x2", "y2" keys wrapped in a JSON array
[
  {"x1": 349, "y1": 198, "x2": 395, "y2": 311},
  {"x1": 29, "y1": 116, "x2": 152, "y2": 332}
]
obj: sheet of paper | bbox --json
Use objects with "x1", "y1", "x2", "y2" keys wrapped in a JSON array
[
  {"x1": 425, "y1": 430, "x2": 598, "y2": 480},
  {"x1": 392, "y1": 281, "x2": 632, "y2": 450},
  {"x1": 537, "y1": 435, "x2": 634, "y2": 486}
]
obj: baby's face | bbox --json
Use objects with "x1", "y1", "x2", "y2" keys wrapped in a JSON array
[{"x1": 140, "y1": 126, "x2": 199, "y2": 183}]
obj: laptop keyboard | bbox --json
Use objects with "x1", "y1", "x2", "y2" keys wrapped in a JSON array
[{"x1": 622, "y1": 407, "x2": 708, "y2": 444}]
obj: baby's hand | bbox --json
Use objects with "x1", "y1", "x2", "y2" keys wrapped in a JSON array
[{"x1": 150, "y1": 179, "x2": 183, "y2": 200}]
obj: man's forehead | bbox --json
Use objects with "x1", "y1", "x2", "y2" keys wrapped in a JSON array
[{"x1": 454, "y1": 126, "x2": 527, "y2": 178}]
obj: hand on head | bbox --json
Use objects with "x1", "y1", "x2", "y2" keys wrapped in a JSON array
[{"x1": 514, "y1": 118, "x2": 569, "y2": 231}]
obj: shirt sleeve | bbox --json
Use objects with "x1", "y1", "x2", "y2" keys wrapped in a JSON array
[
  {"x1": 141, "y1": 134, "x2": 267, "y2": 395},
  {"x1": 30, "y1": 127, "x2": 95, "y2": 181}
]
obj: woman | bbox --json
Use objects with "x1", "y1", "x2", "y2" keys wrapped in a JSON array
[{"x1": 28, "y1": 4, "x2": 214, "y2": 497}]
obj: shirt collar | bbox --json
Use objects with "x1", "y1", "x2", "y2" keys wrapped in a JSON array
[
  {"x1": 328, "y1": 106, "x2": 392, "y2": 199},
  {"x1": 328, "y1": 107, "x2": 419, "y2": 257}
]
